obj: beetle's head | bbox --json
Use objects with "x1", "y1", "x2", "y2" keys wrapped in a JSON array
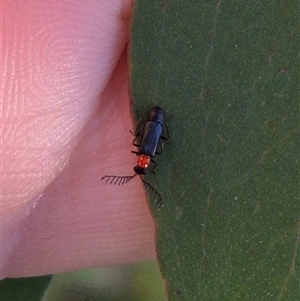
[{"x1": 133, "y1": 165, "x2": 147, "y2": 175}]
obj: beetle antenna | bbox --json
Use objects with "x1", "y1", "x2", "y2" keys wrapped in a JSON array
[
  {"x1": 140, "y1": 178, "x2": 163, "y2": 209},
  {"x1": 101, "y1": 175, "x2": 136, "y2": 185}
]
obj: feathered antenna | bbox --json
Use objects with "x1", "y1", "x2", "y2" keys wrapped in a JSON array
[
  {"x1": 140, "y1": 178, "x2": 163, "y2": 209},
  {"x1": 101, "y1": 175, "x2": 163, "y2": 209},
  {"x1": 101, "y1": 175, "x2": 136, "y2": 185}
]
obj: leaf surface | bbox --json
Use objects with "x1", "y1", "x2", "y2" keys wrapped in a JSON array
[
  {"x1": 0, "y1": 276, "x2": 51, "y2": 301},
  {"x1": 130, "y1": 1, "x2": 299, "y2": 300}
]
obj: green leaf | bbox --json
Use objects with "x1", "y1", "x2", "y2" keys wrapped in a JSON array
[
  {"x1": 130, "y1": 0, "x2": 299, "y2": 300},
  {"x1": 43, "y1": 262, "x2": 166, "y2": 301},
  {"x1": 0, "y1": 276, "x2": 52, "y2": 301}
]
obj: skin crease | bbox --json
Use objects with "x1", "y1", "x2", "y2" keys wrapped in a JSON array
[{"x1": 1, "y1": 0, "x2": 156, "y2": 278}]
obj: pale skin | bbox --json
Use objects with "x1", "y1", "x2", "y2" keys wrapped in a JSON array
[{"x1": 1, "y1": 0, "x2": 156, "y2": 278}]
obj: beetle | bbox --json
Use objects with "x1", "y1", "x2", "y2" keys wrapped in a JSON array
[
  {"x1": 132, "y1": 106, "x2": 168, "y2": 174},
  {"x1": 101, "y1": 106, "x2": 168, "y2": 208}
]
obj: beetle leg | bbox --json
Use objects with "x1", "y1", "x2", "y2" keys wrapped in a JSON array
[
  {"x1": 161, "y1": 122, "x2": 169, "y2": 140},
  {"x1": 150, "y1": 158, "x2": 157, "y2": 172},
  {"x1": 132, "y1": 136, "x2": 140, "y2": 147},
  {"x1": 155, "y1": 141, "x2": 165, "y2": 155}
]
